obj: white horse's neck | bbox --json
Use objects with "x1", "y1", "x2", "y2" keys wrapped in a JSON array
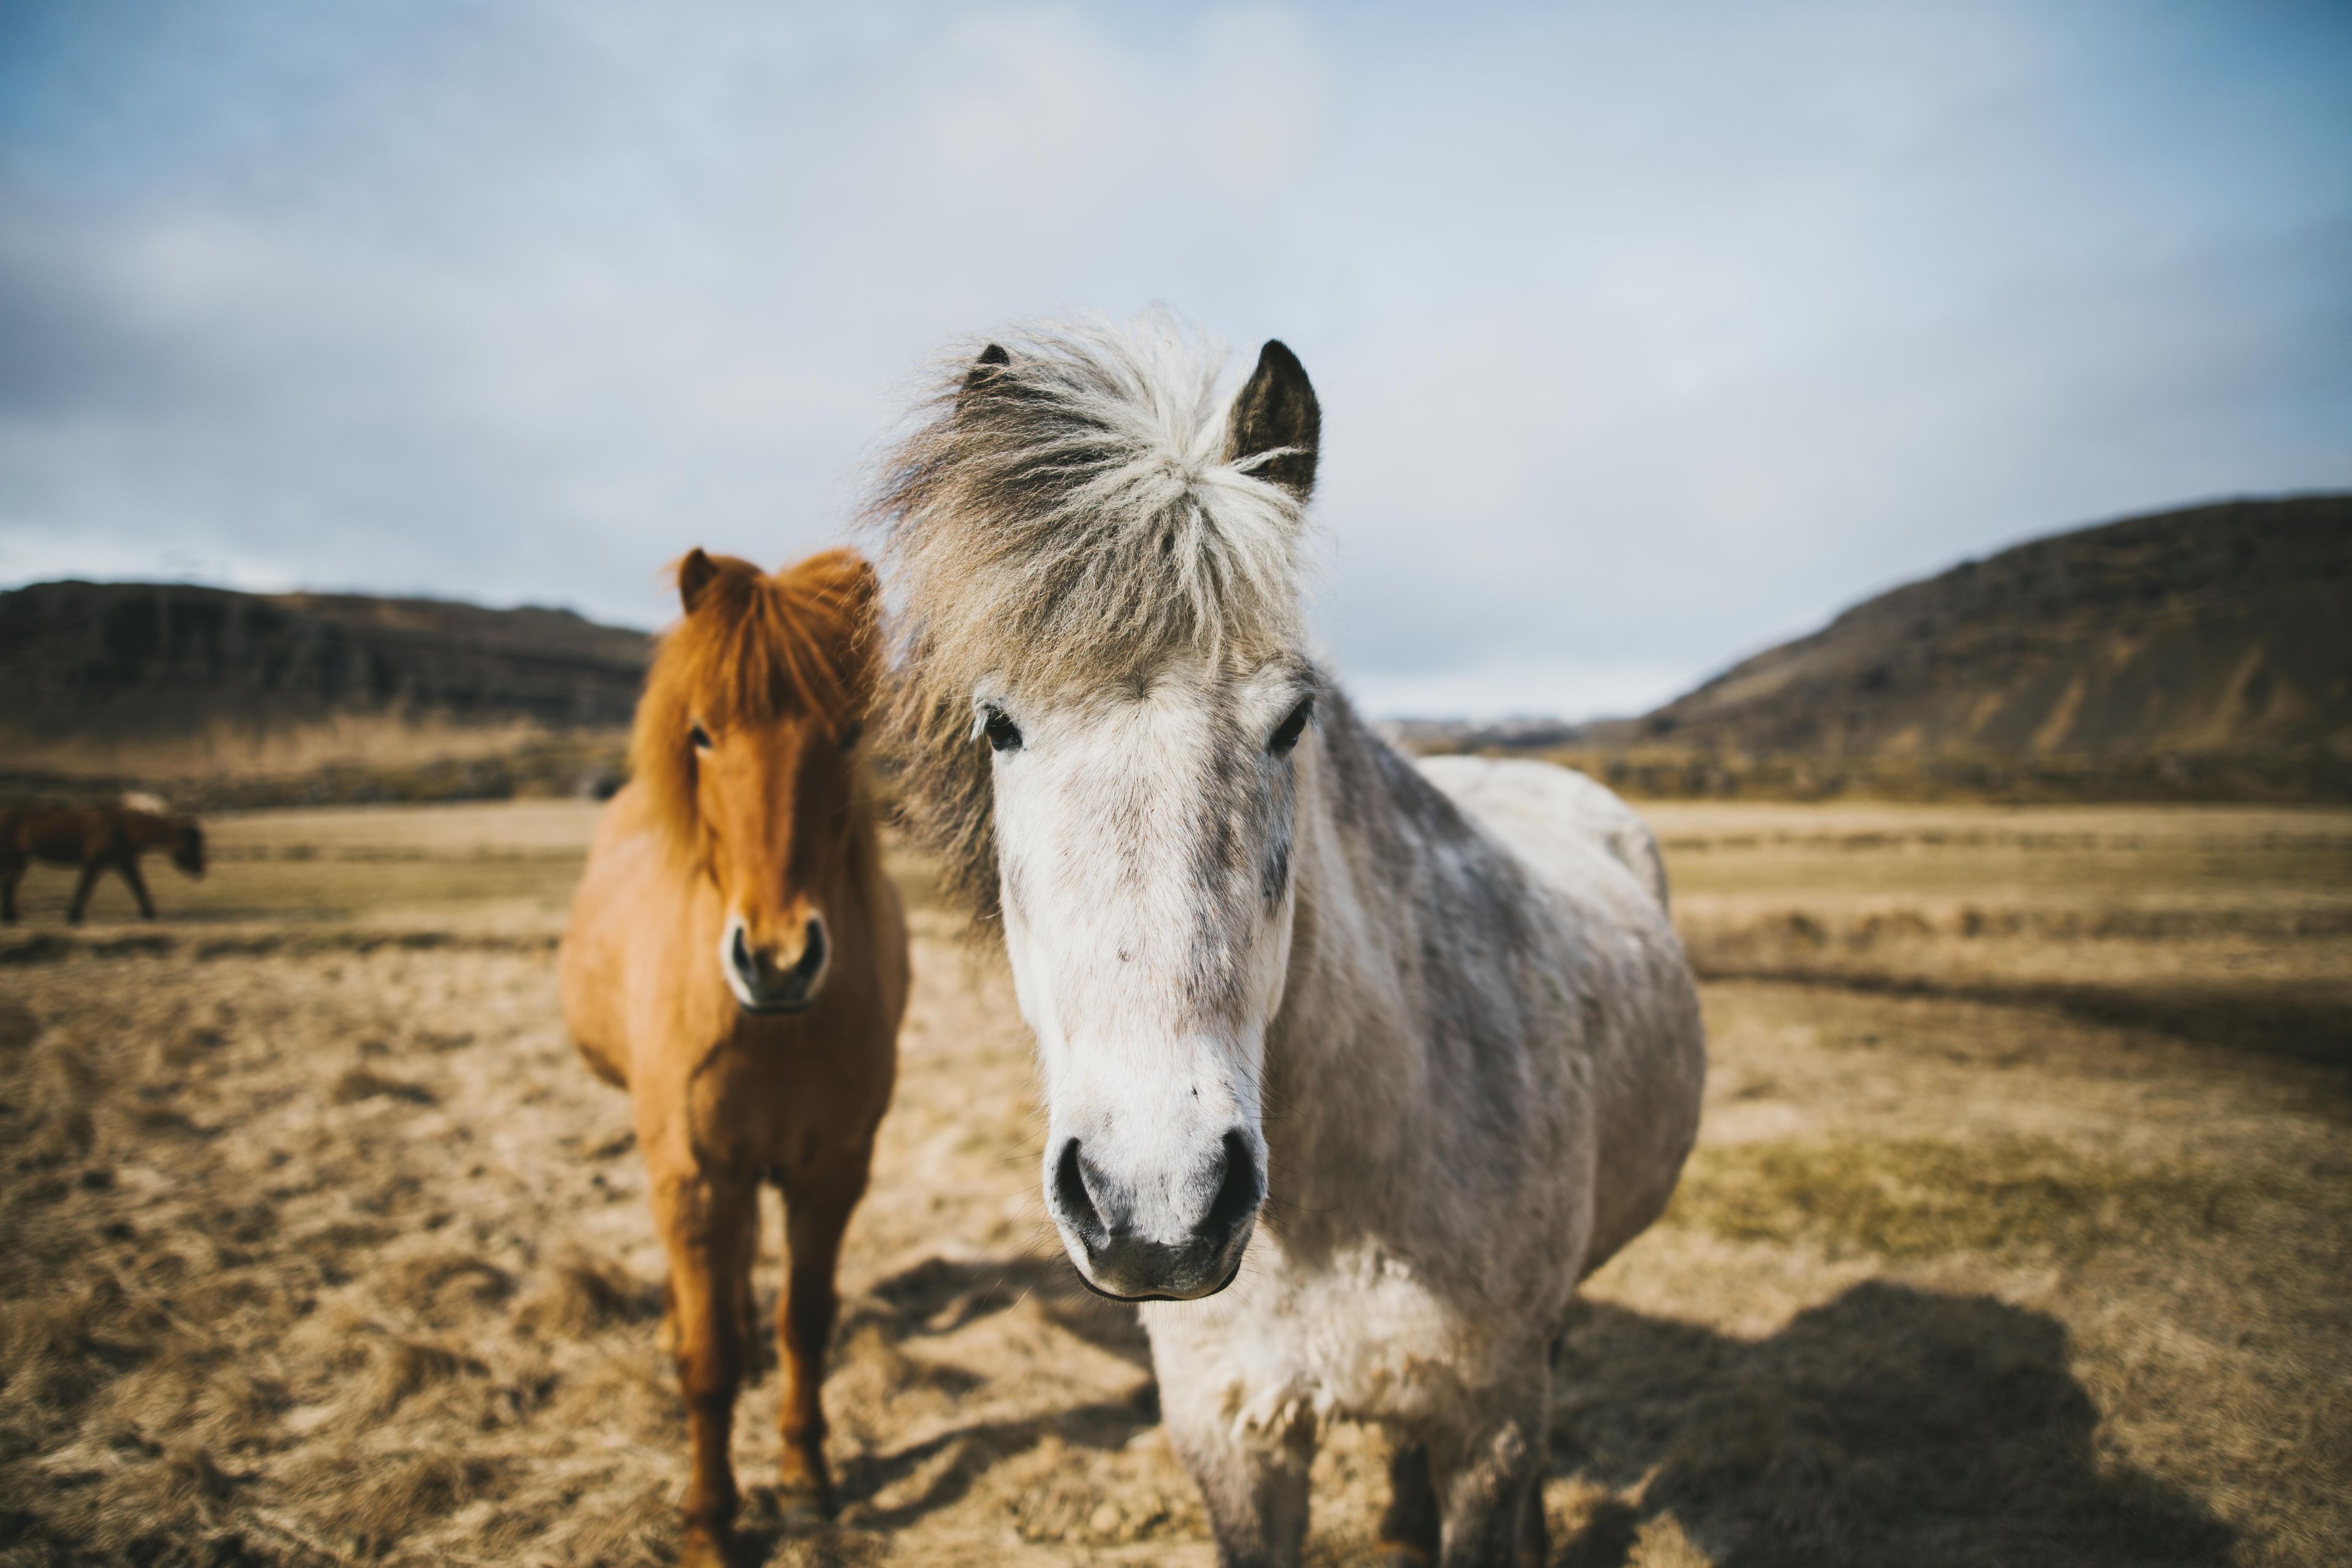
[{"x1": 1262, "y1": 687, "x2": 1539, "y2": 1245}]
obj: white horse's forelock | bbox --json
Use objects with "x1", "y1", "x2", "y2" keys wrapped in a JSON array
[{"x1": 867, "y1": 309, "x2": 1313, "y2": 927}]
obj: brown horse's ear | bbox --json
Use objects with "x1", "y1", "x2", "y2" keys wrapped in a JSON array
[
  {"x1": 778, "y1": 548, "x2": 876, "y2": 612},
  {"x1": 779, "y1": 548, "x2": 882, "y2": 703},
  {"x1": 677, "y1": 548, "x2": 720, "y2": 614},
  {"x1": 1224, "y1": 339, "x2": 1319, "y2": 502}
]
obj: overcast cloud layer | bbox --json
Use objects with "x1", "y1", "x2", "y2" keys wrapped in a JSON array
[{"x1": 3, "y1": 0, "x2": 2348, "y2": 717}]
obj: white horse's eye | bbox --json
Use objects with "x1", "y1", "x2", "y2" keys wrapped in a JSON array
[
  {"x1": 1268, "y1": 696, "x2": 1314, "y2": 756},
  {"x1": 982, "y1": 707, "x2": 1023, "y2": 753}
]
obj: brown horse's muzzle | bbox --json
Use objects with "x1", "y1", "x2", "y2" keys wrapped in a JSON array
[{"x1": 720, "y1": 910, "x2": 829, "y2": 1014}]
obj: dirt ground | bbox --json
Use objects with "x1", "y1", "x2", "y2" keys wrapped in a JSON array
[{"x1": 2, "y1": 798, "x2": 2347, "y2": 1566}]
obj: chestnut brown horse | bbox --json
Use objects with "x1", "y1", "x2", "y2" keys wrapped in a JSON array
[
  {"x1": 1, "y1": 796, "x2": 205, "y2": 924},
  {"x1": 559, "y1": 546, "x2": 906, "y2": 1567}
]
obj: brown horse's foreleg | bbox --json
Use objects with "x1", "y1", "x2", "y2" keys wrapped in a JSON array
[
  {"x1": 119, "y1": 856, "x2": 157, "y2": 919},
  {"x1": 737, "y1": 1199, "x2": 766, "y2": 1383},
  {"x1": 652, "y1": 1166, "x2": 759, "y2": 1564},
  {"x1": 66, "y1": 861, "x2": 103, "y2": 924},
  {"x1": 775, "y1": 1158, "x2": 867, "y2": 1512}
]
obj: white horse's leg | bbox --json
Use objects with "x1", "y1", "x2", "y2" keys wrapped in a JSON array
[
  {"x1": 1380, "y1": 1439, "x2": 1441, "y2": 1565},
  {"x1": 1432, "y1": 1365, "x2": 1549, "y2": 1568},
  {"x1": 1158, "y1": 1373, "x2": 1315, "y2": 1568}
]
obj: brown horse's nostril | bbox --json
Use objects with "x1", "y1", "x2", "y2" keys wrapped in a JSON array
[{"x1": 725, "y1": 915, "x2": 829, "y2": 1014}]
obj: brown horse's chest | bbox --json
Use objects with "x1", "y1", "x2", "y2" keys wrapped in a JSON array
[{"x1": 682, "y1": 1019, "x2": 893, "y2": 1175}]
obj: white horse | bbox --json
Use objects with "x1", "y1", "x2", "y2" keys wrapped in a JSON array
[{"x1": 870, "y1": 315, "x2": 1705, "y2": 1567}]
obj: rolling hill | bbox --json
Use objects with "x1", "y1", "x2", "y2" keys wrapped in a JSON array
[
  {"x1": 1607, "y1": 494, "x2": 2351, "y2": 761},
  {"x1": 7, "y1": 492, "x2": 2346, "y2": 804},
  {"x1": 0, "y1": 581, "x2": 650, "y2": 781}
]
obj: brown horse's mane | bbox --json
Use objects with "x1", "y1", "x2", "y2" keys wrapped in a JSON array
[{"x1": 630, "y1": 548, "x2": 878, "y2": 863}]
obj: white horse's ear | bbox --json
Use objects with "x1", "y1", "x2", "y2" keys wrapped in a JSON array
[
  {"x1": 959, "y1": 342, "x2": 1012, "y2": 404},
  {"x1": 677, "y1": 548, "x2": 720, "y2": 613},
  {"x1": 1224, "y1": 339, "x2": 1319, "y2": 501}
]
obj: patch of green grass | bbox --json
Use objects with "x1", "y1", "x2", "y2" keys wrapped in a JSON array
[{"x1": 1667, "y1": 1134, "x2": 2319, "y2": 1260}]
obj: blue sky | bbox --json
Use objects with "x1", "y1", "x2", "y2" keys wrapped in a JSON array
[{"x1": 3, "y1": 1, "x2": 2348, "y2": 717}]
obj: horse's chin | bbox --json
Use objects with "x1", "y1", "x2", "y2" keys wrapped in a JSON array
[
  {"x1": 735, "y1": 995, "x2": 815, "y2": 1017},
  {"x1": 1064, "y1": 1237, "x2": 1250, "y2": 1305}
]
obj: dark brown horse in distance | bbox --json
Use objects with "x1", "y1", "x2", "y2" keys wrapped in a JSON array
[
  {"x1": 1, "y1": 794, "x2": 206, "y2": 923},
  {"x1": 559, "y1": 547, "x2": 907, "y2": 1568}
]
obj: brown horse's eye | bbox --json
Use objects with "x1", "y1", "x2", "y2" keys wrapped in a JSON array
[
  {"x1": 1268, "y1": 695, "x2": 1313, "y2": 757},
  {"x1": 688, "y1": 722, "x2": 714, "y2": 751}
]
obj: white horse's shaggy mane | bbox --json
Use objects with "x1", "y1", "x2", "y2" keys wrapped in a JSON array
[{"x1": 865, "y1": 312, "x2": 1312, "y2": 927}]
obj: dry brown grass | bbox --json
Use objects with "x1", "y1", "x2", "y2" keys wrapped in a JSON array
[
  {"x1": 1, "y1": 800, "x2": 2346, "y2": 1565},
  {"x1": 1669, "y1": 1133, "x2": 2339, "y2": 1262}
]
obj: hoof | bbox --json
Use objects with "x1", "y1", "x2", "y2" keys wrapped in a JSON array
[
  {"x1": 774, "y1": 1473, "x2": 837, "y2": 1522},
  {"x1": 678, "y1": 1523, "x2": 733, "y2": 1568}
]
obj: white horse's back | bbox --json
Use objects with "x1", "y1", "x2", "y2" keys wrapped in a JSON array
[
  {"x1": 1414, "y1": 752, "x2": 1702, "y2": 1276},
  {"x1": 1415, "y1": 755, "x2": 1670, "y2": 912}
]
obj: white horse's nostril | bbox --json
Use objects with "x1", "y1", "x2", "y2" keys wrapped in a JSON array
[{"x1": 1200, "y1": 1128, "x2": 1262, "y2": 1242}]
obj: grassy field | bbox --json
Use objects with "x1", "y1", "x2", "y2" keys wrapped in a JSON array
[{"x1": 1, "y1": 799, "x2": 2346, "y2": 1566}]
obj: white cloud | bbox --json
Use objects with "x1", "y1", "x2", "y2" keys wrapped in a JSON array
[{"x1": 1, "y1": 0, "x2": 2346, "y2": 713}]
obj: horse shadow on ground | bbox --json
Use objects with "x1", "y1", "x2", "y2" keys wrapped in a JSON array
[
  {"x1": 731, "y1": 1251, "x2": 1158, "y2": 1559},
  {"x1": 1551, "y1": 1281, "x2": 2234, "y2": 1568},
  {"x1": 751, "y1": 1265, "x2": 2231, "y2": 1566},
  {"x1": 840, "y1": 1248, "x2": 1153, "y2": 1373},
  {"x1": 1711, "y1": 968, "x2": 2352, "y2": 1076}
]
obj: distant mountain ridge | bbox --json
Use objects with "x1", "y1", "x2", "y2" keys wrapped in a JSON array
[
  {"x1": 1594, "y1": 494, "x2": 2351, "y2": 761},
  {"x1": 0, "y1": 579, "x2": 650, "y2": 778},
  {"x1": 7, "y1": 492, "x2": 2346, "y2": 797}
]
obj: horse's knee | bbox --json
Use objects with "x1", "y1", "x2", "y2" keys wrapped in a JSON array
[
  {"x1": 1519, "y1": 1478, "x2": 1548, "y2": 1567},
  {"x1": 660, "y1": 1244, "x2": 751, "y2": 1400},
  {"x1": 671, "y1": 1287, "x2": 747, "y2": 1393},
  {"x1": 1416, "y1": 1361, "x2": 1550, "y2": 1568},
  {"x1": 1160, "y1": 1392, "x2": 1314, "y2": 1568},
  {"x1": 1433, "y1": 1414, "x2": 1544, "y2": 1568}
]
